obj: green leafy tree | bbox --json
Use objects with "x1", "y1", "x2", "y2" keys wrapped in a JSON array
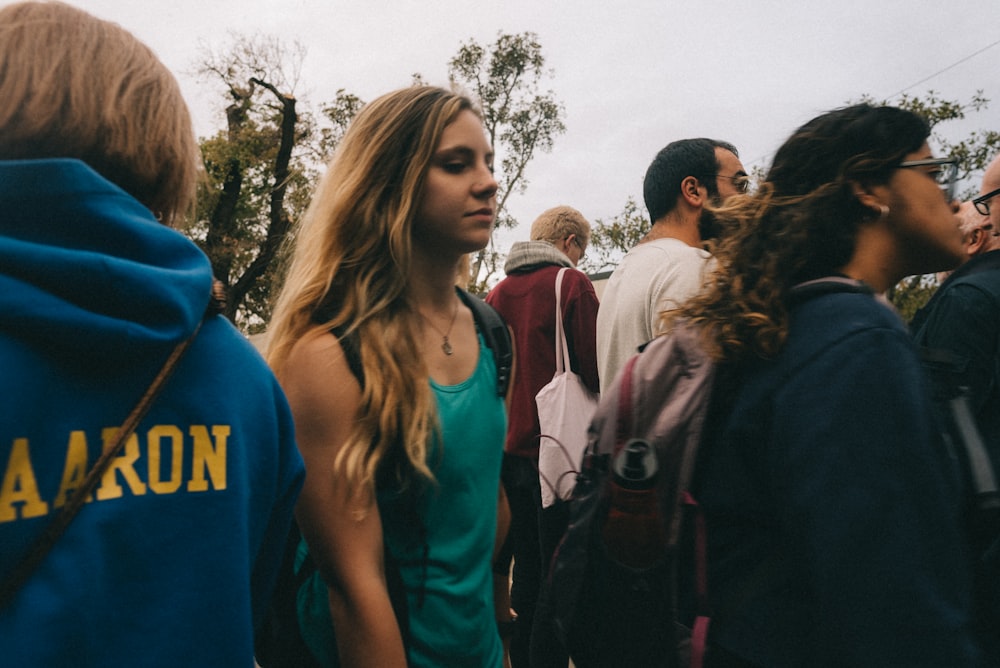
[
  {"x1": 187, "y1": 32, "x2": 565, "y2": 323},
  {"x1": 583, "y1": 196, "x2": 649, "y2": 273},
  {"x1": 184, "y1": 36, "x2": 359, "y2": 333},
  {"x1": 889, "y1": 274, "x2": 941, "y2": 322},
  {"x1": 185, "y1": 35, "x2": 305, "y2": 332},
  {"x1": 447, "y1": 31, "x2": 566, "y2": 290},
  {"x1": 315, "y1": 89, "x2": 366, "y2": 163},
  {"x1": 869, "y1": 90, "x2": 1000, "y2": 195}
]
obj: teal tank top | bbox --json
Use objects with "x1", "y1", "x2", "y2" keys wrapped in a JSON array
[{"x1": 299, "y1": 333, "x2": 506, "y2": 667}]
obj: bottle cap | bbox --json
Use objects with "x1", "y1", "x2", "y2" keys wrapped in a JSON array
[{"x1": 612, "y1": 439, "x2": 658, "y2": 485}]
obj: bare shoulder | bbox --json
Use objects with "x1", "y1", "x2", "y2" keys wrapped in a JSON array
[
  {"x1": 282, "y1": 329, "x2": 388, "y2": 609},
  {"x1": 279, "y1": 328, "x2": 362, "y2": 455}
]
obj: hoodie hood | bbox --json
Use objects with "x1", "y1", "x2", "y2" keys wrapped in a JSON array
[
  {"x1": 0, "y1": 159, "x2": 213, "y2": 361},
  {"x1": 503, "y1": 240, "x2": 574, "y2": 274}
]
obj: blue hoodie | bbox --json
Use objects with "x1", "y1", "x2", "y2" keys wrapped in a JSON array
[{"x1": 0, "y1": 159, "x2": 304, "y2": 666}]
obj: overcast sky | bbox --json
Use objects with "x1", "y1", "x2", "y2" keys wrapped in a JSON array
[{"x1": 52, "y1": 0, "x2": 1000, "y2": 256}]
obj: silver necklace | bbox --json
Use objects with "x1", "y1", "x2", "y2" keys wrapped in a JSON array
[{"x1": 419, "y1": 300, "x2": 459, "y2": 356}]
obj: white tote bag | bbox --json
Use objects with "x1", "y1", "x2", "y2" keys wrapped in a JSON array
[{"x1": 536, "y1": 268, "x2": 599, "y2": 508}]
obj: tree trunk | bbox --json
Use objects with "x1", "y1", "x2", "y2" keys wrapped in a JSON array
[{"x1": 225, "y1": 79, "x2": 297, "y2": 322}]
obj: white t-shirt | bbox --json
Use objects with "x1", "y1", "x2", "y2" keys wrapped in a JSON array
[{"x1": 596, "y1": 237, "x2": 711, "y2": 391}]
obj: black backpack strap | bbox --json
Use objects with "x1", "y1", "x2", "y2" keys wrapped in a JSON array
[
  {"x1": 330, "y1": 292, "x2": 511, "y2": 398},
  {"x1": 458, "y1": 288, "x2": 512, "y2": 398},
  {"x1": 918, "y1": 345, "x2": 1000, "y2": 520},
  {"x1": 330, "y1": 325, "x2": 365, "y2": 389}
]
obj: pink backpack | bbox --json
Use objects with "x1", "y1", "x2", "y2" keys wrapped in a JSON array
[
  {"x1": 547, "y1": 320, "x2": 716, "y2": 668},
  {"x1": 545, "y1": 278, "x2": 871, "y2": 668}
]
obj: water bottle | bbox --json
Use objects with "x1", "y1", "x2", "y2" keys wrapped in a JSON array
[{"x1": 601, "y1": 439, "x2": 668, "y2": 569}]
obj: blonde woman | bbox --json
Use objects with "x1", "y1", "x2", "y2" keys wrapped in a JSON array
[{"x1": 267, "y1": 86, "x2": 507, "y2": 667}]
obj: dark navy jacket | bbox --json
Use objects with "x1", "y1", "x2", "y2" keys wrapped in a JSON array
[
  {"x1": 694, "y1": 290, "x2": 979, "y2": 667},
  {"x1": 912, "y1": 250, "x2": 1000, "y2": 465},
  {"x1": 911, "y1": 250, "x2": 1000, "y2": 664}
]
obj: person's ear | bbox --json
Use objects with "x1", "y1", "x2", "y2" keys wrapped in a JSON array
[
  {"x1": 680, "y1": 176, "x2": 704, "y2": 207},
  {"x1": 850, "y1": 181, "x2": 888, "y2": 220},
  {"x1": 967, "y1": 226, "x2": 989, "y2": 256},
  {"x1": 560, "y1": 235, "x2": 575, "y2": 255}
]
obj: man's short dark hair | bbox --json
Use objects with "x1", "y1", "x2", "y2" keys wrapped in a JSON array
[{"x1": 642, "y1": 138, "x2": 738, "y2": 222}]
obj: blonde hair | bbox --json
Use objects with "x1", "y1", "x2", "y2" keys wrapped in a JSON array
[
  {"x1": 267, "y1": 86, "x2": 475, "y2": 496},
  {"x1": 0, "y1": 2, "x2": 198, "y2": 224},
  {"x1": 529, "y1": 205, "x2": 591, "y2": 245}
]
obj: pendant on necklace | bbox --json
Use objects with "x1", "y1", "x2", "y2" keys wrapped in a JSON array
[{"x1": 442, "y1": 337, "x2": 453, "y2": 356}]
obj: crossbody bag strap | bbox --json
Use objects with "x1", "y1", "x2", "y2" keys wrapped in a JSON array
[{"x1": 0, "y1": 317, "x2": 207, "y2": 608}]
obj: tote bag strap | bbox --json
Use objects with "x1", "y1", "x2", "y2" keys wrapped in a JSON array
[{"x1": 553, "y1": 267, "x2": 572, "y2": 374}]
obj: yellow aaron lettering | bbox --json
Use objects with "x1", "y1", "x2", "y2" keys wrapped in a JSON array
[
  {"x1": 96, "y1": 428, "x2": 147, "y2": 500},
  {"x1": 147, "y1": 425, "x2": 184, "y2": 494},
  {"x1": 1, "y1": 425, "x2": 232, "y2": 521},
  {"x1": 0, "y1": 438, "x2": 50, "y2": 522},
  {"x1": 53, "y1": 430, "x2": 90, "y2": 508},
  {"x1": 188, "y1": 425, "x2": 229, "y2": 492}
]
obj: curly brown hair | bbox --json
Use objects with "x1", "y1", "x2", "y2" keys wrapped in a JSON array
[{"x1": 671, "y1": 104, "x2": 930, "y2": 363}]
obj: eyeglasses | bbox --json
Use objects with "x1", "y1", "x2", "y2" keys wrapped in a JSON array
[
  {"x1": 569, "y1": 235, "x2": 586, "y2": 259},
  {"x1": 898, "y1": 158, "x2": 959, "y2": 202},
  {"x1": 973, "y1": 186, "x2": 1000, "y2": 216},
  {"x1": 716, "y1": 173, "x2": 751, "y2": 194}
]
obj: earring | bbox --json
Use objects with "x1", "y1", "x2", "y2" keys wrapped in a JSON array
[{"x1": 875, "y1": 204, "x2": 889, "y2": 219}]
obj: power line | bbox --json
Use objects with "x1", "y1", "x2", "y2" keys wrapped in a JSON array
[
  {"x1": 748, "y1": 36, "x2": 1000, "y2": 170},
  {"x1": 884, "y1": 36, "x2": 1000, "y2": 99}
]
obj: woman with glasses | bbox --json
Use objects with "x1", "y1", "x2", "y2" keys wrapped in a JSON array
[{"x1": 666, "y1": 104, "x2": 978, "y2": 666}]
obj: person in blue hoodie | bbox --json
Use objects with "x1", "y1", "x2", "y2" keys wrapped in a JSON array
[{"x1": 0, "y1": 3, "x2": 304, "y2": 665}]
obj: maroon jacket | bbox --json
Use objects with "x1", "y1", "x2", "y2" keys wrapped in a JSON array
[{"x1": 486, "y1": 245, "x2": 599, "y2": 459}]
